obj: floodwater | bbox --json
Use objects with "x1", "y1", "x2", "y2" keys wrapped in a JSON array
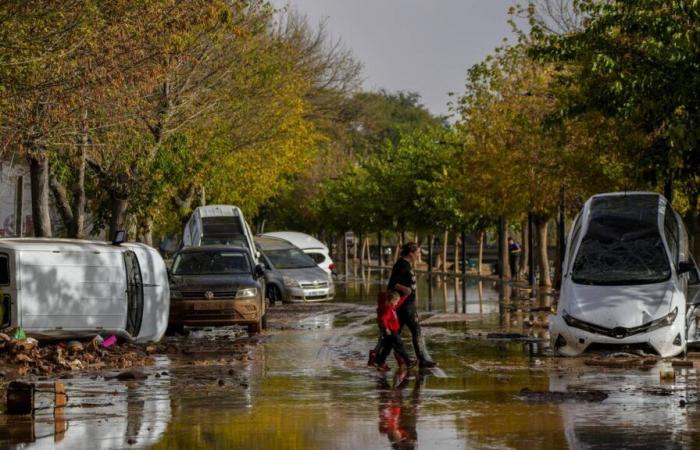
[{"x1": 2, "y1": 268, "x2": 700, "y2": 449}]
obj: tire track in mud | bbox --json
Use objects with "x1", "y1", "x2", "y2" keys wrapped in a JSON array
[{"x1": 315, "y1": 304, "x2": 376, "y2": 371}]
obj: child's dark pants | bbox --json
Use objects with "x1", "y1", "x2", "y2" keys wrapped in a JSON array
[{"x1": 374, "y1": 332, "x2": 411, "y2": 366}]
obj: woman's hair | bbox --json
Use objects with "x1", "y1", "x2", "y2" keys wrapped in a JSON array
[{"x1": 400, "y1": 242, "x2": 419, "y2": 257}]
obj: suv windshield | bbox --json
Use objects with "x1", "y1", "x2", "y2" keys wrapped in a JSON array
[
  {"x1": 173, "y1": 251, "x2": 251, "y2": 275},
  {"x1": 572, "y1": 195, "x2": 671, "y2": 285},
  {"x1": 265, "y1": 249, "x2": 317, "y2": 269}
]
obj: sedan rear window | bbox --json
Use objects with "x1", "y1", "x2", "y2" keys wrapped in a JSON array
[
  {"x1": 265, "y1": 249, "x2": 317, "y2": 269},
  {"x1": 306, "y1": 252, "x2": 326, "y2": 264},
  {"x1": 0, "y1": 255, "x2": 8, "y2": 285}
]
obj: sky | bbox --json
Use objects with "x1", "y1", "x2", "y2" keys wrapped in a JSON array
[{"x1": 273, "y1": 0, "x2": 518, "y2": 118}]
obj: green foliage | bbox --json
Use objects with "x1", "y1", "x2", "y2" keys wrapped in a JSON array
[{"x1": 531, "y1": 0, "x2": 700, "y2": 201}]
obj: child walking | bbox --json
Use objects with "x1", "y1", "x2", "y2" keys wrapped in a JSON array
[{"x1": 373, "y1": 290, "x2": 416, "y2": 371}]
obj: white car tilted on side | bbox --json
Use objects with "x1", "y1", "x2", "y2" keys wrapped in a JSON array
[
  {"x1": 550, "y1": 192, "x2": 700, "y2": 358},
  {"x1": 0, "y1": 236, "x2": 170, "y2": 343}
]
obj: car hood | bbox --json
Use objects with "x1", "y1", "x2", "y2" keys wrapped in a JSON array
[
  {"x1": 563, "y1": 281, "x2": 674, "y2": 328},
  {"x1": 277, "y1": 267, "x2": 329, "y2": 284},
  {"x1": 171, "y1": 274, "x2": 257, "y2": 291}
]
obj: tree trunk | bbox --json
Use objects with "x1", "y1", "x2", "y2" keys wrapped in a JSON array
[
  {"x1": 139, "y1": 217, "x2": 154, "y2": 246},
  {"x1": 520, "y1": 218, "x2": 528, "y2": 278},
  {"x1": 535, "y1": 215, "x2": 552, "y2": 287},
  {"x1": 395, "y1": 232, "x2": 402, "y2": 262},
  {"x1": 49, "y1": 175, "x2": 74, "y2": 235},
  {"x1": 352, "y1": 232, "x2": 358, "y2": 262},
  {"x1": 361, "y1": 237, "x2": 369, "y2": 266},
  {"x1": 428, "y1": 234, "x2": 435, "y2": 270},
  {"x1": 343, "y1": 233, "x2": 349, "y2": 276},
  {"x1": 686, "y1": 192, "x2": 700, "y2": 260},
  {"x1": 453, "y1": 231, "x2": 459, "y2": 274},
  {"x1": 28, "y1": 154, "x2": 52, "y2": 237},
  {"x1": 415, "y1": 232, "x2": 422, "y2": 264},
  {"x1": 477, "y1": 230, "x2": 484, "y2": 276},
  {"x1": 442, "y1": 230, "x2": 448, "y2": 271},
  {"x1": 70, "y1": 135, "x2": 87, "y2": 239},
  {"x1": 499, "y1": 217, "x2": 510, "y2": 281},
  {"x1": 109, "y1": 194, "x2": 128, "y2": 240}
]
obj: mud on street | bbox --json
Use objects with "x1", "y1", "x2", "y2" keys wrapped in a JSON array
[{"x1": 2, "y1": 272, "x2": 700, "y2": 449}]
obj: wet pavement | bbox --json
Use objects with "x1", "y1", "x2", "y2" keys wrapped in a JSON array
[{"x1": 2, "y1": 267, "x2": 700, "y2": 449}]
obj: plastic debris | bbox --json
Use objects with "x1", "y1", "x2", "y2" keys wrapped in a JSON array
[
  {"x1": 101, "y1": 335, "x2": 117, "y2": 349},
  {"x1": 660, "y1": 364, "x2": 676, "y2": 381},
  {"x1": 86, "y1": 335, "x2": 104, "y2": 352},
  {"x1": 15, "y1": 337, "x2": 38, "y2": 353},
  {"x1": 12, "y1": 327, "x2": 26, "y2": 340},
  {"x1": 67, "y1": 341, "x2": 84, "y2": 353}
]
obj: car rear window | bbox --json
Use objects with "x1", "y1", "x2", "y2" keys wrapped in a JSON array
[
  {"x1": 306, "y1": 252, "x2": 326, "y2": 264},
  {"x1": 0, "y1": 255, "x2": 8, "y2": 285},
  {"x1": 200, "y1": 216, "x2": 248, "y2": 247}
]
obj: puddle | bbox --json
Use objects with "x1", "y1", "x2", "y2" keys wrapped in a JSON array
[{"x1": 2, "y1": 269, "x2": 700, "y2": 449}]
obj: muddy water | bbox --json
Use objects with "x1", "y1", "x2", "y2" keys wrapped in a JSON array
[{"x1": 2, "y1": 270, "x2": 700, "y2": 449}]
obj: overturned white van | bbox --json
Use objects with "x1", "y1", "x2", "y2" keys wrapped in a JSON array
[
  {"x1": 182, "y1": 205, "x2": 259, "y2": 261},
  {"x1": 0, "y1": 238, "x2": 169, "y2": 343},
  {"x1": 551, "y1": 192, "x2": 700, "y2": 358}
]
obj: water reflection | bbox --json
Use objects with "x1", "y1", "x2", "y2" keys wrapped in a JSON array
[
  {"x1": 552, "y1": 360, "x2": 700, "y2": 450},
  {"x1": 0, "y1": 360, "x2": 172, "y2": 449},
  {"x1": 338, "y1": 268, "x2": 504, "y2": 314},
  {"x1": 376, "y1": 372, "x2": 422, "y2": 450},
  {"x1": 6, "y1": 268, "x2": 700, "y2": 450}
]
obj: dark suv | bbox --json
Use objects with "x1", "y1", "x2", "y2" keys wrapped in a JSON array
[{"x1": 168, "y1": 246, "x2": 266, "y2": 333}]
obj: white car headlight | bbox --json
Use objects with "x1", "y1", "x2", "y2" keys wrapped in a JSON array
[
  {"x1": 236, "y1": 288, "x2": 258, "y2": 299},
  {"x1": 283, "y1": 276, "x2": 299, "y2": 288}
]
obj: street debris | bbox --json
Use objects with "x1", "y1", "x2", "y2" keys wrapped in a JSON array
[
  {"x1": 6, "y1": 381, "x2": 66, "y2": 415},
  {"x1": 518, "y1": 387, "x2": 608, "y2": 403},
  {"x1": 584, "y1": 355, "x2": 658, "y2": 368},
  {"x1": 0, "y1": 331, "x2": 157, "y2": 377}
]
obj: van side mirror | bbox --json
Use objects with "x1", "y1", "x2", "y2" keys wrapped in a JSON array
[
  {"x1": 112, "y1": 230, "x2": 127, "y2": 246},
  {"x1": 679, "y1": 260, "x2": 700, "y2": 285},
  {"x1": 254, "y1": 264, "x2": 266, "y2": 278},
  {"x1": 679, "y1": 261, "x2": 696, "y2": 275}
]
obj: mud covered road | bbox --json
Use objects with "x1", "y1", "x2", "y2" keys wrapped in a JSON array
[{"x1": 2, "y1": 272, "x2": 700, "y2": 449}]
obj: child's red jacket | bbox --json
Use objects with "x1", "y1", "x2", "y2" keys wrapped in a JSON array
[{"x1": 377, "y1": 293, "x2": 408, "y2": 333}]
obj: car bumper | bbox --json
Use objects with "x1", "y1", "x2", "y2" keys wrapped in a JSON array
[
  {"x1": 284, "y1": 285, "x2": 335, "y2": 303},
  {"x1": 549, "y1": 314, "x2": 686, "y2": 358},
  {"x1": 169, "y1": 298, "x2": 261, "y2": 326}
]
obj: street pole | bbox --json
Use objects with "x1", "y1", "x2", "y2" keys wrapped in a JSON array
[
  {"x1": 461, "y1": 228, "x2": 467, "y2": 313},
  {"x1": 528, "y1": 213, "x2": 536, "y2": 287},
  {"x1": 498, "y1": 216, "x2": 508, "y2": 281},
  {"x1": 428, "y1": 234, "x2": 434, "y2": 311},
  {"x1": 428, "y1": 235, "x2": 433, "y2": 274},
  {"x1": 557, "y1": 189, "x2": 566, "y2": 289}
]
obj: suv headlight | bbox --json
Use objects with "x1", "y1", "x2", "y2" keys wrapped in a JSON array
[
  {"x1": 236, "y1": 288, "x2": 258, "y2": 299},
  {"x1": 283, "y1": 276, "x2": 299, "y2": 288}
]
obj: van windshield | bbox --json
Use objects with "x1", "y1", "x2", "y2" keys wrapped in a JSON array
[
  {"x1": 265, "y1": 249, "x2": 317, "y2": 269},
  {"x1": 572, "y1": 195, "x2": 671, "y2": 285},
  {"x1": 173, "y1": 251, "x2": 251, "y2": 275}
]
